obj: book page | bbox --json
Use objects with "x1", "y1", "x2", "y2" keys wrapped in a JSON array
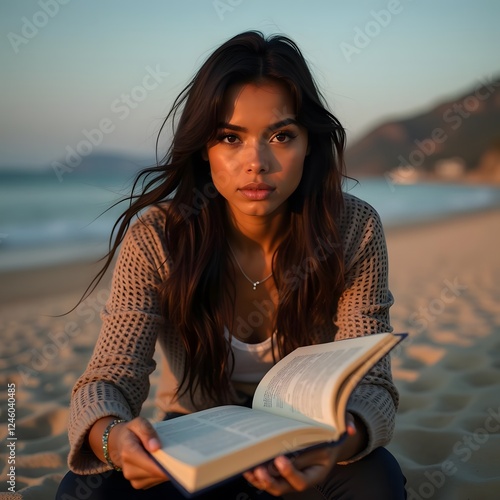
[
  {"x1": 253, "y1": 333, "x2": 394, "y2": 427},
  {"x1": 153, "y1": 405, "x2": 326, "y2": 466}
]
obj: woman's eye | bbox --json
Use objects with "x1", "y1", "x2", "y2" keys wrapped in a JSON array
[
  {"x1": 222, "y1": 134, "x2": 239, "y2": 144},
  {"x1": 271, "y1": 132, "x2": 294, "y2": 143}
]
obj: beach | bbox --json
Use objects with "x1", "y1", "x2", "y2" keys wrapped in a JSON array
[{"x1": 1, "y1": 209, "x2": 500, "y2": 499}]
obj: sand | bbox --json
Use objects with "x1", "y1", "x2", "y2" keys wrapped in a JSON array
[{"x1": 1, "y1": 209, "x2": 499, "y2": 499}]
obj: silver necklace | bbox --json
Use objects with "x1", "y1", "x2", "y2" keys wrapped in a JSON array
[{"x1": 228, "y1": 244, "x2": 273, "y2": 290}]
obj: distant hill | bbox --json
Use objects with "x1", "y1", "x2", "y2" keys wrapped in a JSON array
[
  {"x1": 4, "y1": 80, "x2": 499, "y2": 187},
  {"x1": 345, "y1": 76, "x2": 500, "y2": 183}
]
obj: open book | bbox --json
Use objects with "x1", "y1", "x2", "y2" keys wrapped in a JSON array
[{"x1": 150, "y1": 332, "x2": 406, "y2": 496}]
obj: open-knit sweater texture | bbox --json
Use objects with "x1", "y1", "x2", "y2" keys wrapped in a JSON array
[{"x1": 67, "y1": 193, "x2": 398, "y2": 474}]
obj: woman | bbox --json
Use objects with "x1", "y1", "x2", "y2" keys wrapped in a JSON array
[{"x1": 57, "y1": 31, "x2": 406, "y2": 499}]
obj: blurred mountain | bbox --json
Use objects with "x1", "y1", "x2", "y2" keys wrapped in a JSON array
[{"x1": 345, "y1": 75, "x2": 500, "y2": 183}]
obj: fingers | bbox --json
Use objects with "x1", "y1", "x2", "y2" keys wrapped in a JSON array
[
  {"x1": 118, "y1": 418, "x2": 168, "y2": 490},
  {"x1": 273, "y1": 456, "x2": 317, "y2": 492},
  {"x1": 244, "y1": 465, "x2": 291, "y2": 496},
  {"x1": 346, "y1": 412, "x2": 357, "y2": 437},
  {"x1": 128, "y1": 417, "x2": 162, "y2": 451},
  {"x1": 244, "y1": 447, "x2": 338, "y2": 496},
  {"x1": 287, "y1": 446, "x2": 339, "y2": 472},
  {"x1": 243, "y1": 457, "x2": 311, "y2": 495}
]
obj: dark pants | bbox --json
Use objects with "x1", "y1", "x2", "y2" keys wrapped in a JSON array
[{"x1": 56, "y1": 447, "x2": 406, "y2": 499}]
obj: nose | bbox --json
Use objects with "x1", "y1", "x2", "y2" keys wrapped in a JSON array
[{"x1": 244, "y1": 141, "x2": 269, "y2": 174}]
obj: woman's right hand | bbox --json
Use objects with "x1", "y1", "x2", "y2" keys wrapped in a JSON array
[{"x1": 105, "y1": 417, "x2": 169, "y2": 489}]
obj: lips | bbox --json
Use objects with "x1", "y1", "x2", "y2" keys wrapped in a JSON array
[
  {"x1": 239, "y1": 182, "x2": 275, "y2": 201},
  {"x1": 240, "y1": 182, "x2": 274, "y2": 191}
]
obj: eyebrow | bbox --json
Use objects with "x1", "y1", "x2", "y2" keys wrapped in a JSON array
[{"x1": 217, "y1": 118, "x2": 299, "y2": 133}]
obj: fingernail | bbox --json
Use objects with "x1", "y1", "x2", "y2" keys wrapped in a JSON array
[
  {"x1": 148, "y1": 438, "x2": 160, "y2": 449},
  {"x1": 276, "y1": 456, "x2": 289, "y2": 468}
]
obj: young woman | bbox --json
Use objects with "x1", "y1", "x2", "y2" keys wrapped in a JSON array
[{"x1": 57, "y1": 31, "x2": 407, "y2": 499}]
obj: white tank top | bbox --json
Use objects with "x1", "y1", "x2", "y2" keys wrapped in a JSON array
[{"x1": 224, "y1": 328, "x2": 280, "y2": 383}]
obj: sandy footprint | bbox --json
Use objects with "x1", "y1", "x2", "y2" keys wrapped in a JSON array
[
  {"x1": 442, "y1": 351, "x2": 488, "y2": 371},
  {"x1": 433, "y1": 393, "x2": 474, "y2": 412},
  {"x1": 19, "y1": 431, "x2": 69, "y2": 456},
  {"x1": 415, "y1": 413, "x2": 456, "y2": 429},
  {"x1": 462, "y1": 369, "x2": 500, "y2": 388},
  {"x1": 390, "y1": 427, "x2": 461, "y2": 466},
  {"x1": 397, "y1": 393, "x2": 433, "y2": 414},
  {"x1": 16, "y1": 405, "x2": 69, "y2": 441},
  {"x1": 403, "y1": 372, "x2": 447, "y2": 394}
]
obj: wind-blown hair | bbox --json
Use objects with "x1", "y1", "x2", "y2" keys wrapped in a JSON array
[{"x1": 90, "y1": 31, "x2": 347, "y2": 407}]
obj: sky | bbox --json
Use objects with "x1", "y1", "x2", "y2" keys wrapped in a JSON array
[{"x1": 1, "y1": 0, "x2": 499, "y2": 170}]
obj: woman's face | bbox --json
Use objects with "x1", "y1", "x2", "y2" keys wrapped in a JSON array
[{"x1": 205, "y1": 80, "x2": 309, "y2": 220}]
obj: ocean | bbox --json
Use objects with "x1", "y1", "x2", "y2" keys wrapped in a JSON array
[{"x1": 1, "y1": 172, "x2": 500, "y2": 272}]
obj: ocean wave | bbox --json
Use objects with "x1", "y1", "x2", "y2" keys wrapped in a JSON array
[{"x1": 1, "y1": 178, "x2": 500, "y2": 271}]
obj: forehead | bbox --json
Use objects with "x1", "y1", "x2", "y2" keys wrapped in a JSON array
[{"x1": 220, "y1": 80, "x2": 296, "y2": 123}]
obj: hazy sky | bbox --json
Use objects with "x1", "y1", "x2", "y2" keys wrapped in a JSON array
[{"x1": 1, "y1": 0, "x2": 499, "y2": 169}]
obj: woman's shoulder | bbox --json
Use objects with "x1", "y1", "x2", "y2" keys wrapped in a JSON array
[
  {"x1": 341, "y1": 192, "x2": 381, "y2": 225},
  {"x1": 128, "y1": 203, "x2": 169, "y2": 237},
  {"x1": 122, "y1": 204, "x2": 170, "y2": 266},
  {"x1": 340, "y1": 192, "x2": 386, "y2": 260},
  {"x1": 341, "y1": 192, "x2": 384, "y2": 232}
]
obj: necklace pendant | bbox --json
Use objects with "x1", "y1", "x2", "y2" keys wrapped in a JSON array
[{"x1": 228, "y1": 244, "x2": 273, "y2": 291}]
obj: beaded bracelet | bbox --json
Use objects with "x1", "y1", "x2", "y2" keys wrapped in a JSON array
[{"x1": 102, "y1": 419, "x2": 126, "y2": 471}]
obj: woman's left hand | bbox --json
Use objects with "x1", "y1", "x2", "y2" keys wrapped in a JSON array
[
  {"x1": 243, "y1": 412, "x2": 361, "y2": 496},
  {"x1": 243, "y1": 446, "x2": 339, "y2": 496}
]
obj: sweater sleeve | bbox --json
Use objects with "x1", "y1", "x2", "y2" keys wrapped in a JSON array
[
  {"x1": 335, "y1": 195, "x2": 398, "y2": 463},
  {"x1": 67, "y1": 208, "x2": 169, "y2": 474}
]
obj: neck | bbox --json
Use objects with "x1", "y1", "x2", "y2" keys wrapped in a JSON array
[{"x1": 226, "y1": 208, "x2": 288, "y2": 254}]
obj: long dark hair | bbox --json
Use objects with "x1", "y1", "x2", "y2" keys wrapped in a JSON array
[{"x1": 89, "y1": 31, "x2": 347, "y2": 406}]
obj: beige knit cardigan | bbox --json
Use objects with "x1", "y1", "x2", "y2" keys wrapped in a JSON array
[{"x1": 67, "y1": 193, "x2": 398, "y2": 474}]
